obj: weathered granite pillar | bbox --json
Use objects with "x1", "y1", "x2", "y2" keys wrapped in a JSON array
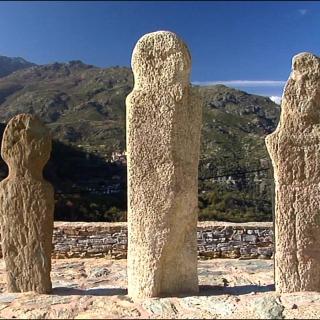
[
  {"x1": 126, "y1": 31, "x2": 202, "y2": 298},
  {"x1": 266, "y1": 52, "x2": 320, "y2": 293},
  {"x1": 0, "y1": 114, "x2": 54, "y2": 293}
]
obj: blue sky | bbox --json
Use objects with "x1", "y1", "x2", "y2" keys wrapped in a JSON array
[{"x1": 0, "y1": 1, "x2": 319, "y2": 100}]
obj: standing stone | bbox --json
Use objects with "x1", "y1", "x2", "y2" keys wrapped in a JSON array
[
  {"x1": 126, "y1": 31, "x2": 202, "y2": 298},
  {"x1": 0, "y1": 114, "x2": 54, "y2": 293},
  {"x1": 266, "y1": 52, "x2": 320, "y2": 293}
]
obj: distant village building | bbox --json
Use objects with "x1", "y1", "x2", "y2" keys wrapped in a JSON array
[
  {"x1": 260, "y1": 158, "x2": 269, "y2": 169},
  {"x1": 111, "y1": 151, "x2": 127, "y2": 165}
]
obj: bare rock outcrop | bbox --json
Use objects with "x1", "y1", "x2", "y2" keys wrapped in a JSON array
[
  {"x1": 0, "y1": 114, "x2": 54, "y2": 293},
  {"x1": 266, "y1": 52, "x2": 320, "y2": 293},
  {"x1": 126, "y1": 31, "x2": 202, "y2": 298}
]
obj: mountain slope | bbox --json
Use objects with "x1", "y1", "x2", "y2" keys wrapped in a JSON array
[
  {"x1": 0, "y1": 60, "x2": 280, "y2": 222},
  {"x1": 0, "y1": 61, "x2": 131, "y2": 156},
  {"x1": 197, "y1": 85, "x2": 279, "y2": 221},
  {"x1": 0, "y1": 55, "x2": 35, "y2": 78}
]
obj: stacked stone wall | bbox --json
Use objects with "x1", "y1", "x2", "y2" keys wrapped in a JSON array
[
  {"x1": 0, "y1": 221, "x2": 273, "y2": 260},
  {"x1": 197, "y1": 222, "x2": 273, "y2": 259}
]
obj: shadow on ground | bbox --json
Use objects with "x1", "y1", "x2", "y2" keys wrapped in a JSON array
[
  {"x1": 53, "y1": 284, "x2": 274, "y2": 298},
  {"x1": 53, "y1": 287, "x2": 127, "y2": 296},
  {"x1": 199, "y1": 284, "x2": 275, "y2": 296}
]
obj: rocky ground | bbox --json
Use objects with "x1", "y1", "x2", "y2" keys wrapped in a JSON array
[{"x1": 0, "y1": 258, "x2": 319, "y2": 319}]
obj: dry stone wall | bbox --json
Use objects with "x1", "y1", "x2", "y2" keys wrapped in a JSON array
[
  {"x1": 52, "y1": 222, "x2": 128, "y2": 259},
  {"x1": 197, "y1": 222, "x2": 273, "y2": 259},
  {"x1": 0, "y1": 222, "x2": 273, "y2": 260}
]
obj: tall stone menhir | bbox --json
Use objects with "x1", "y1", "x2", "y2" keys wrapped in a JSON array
[
  {"x1": 0, "y1": 114, "x2": 54, "y2": 293},
  {"x1": 126, "y1": 31, "x2": 202, "y2": 298},
  {"x1": 266, "y1": 52, "x2": 320, "y2": 293}
]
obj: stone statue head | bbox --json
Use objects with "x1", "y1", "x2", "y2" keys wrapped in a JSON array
[
  {"x1": 284, "y1": 52, "x2": 320, "y2": 116},
  {"x1": 131, "y1": 31, "x2": 191, "y2": 92},
  {"x1": 1, "y1": 113, "x2": 51, "y2": 178}
]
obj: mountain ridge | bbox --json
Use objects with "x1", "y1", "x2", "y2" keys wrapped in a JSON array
[
  {"x1": 0, "y1": 56, "x2": 280, "y2": 222},
  {"x1": 0, "y1": 55, "x2": 36, "y2": 78}
]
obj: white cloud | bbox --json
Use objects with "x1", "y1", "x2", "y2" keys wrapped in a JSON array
[
  {"x1": 269, "y1": 96, "x2": 282, "y2": 105},
  {"x1": 192, "y1": 80, "x2": 286, "y2": 87},
  {"x1": 298, "y1": 9, "x2": 308, "y2": 15}
]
